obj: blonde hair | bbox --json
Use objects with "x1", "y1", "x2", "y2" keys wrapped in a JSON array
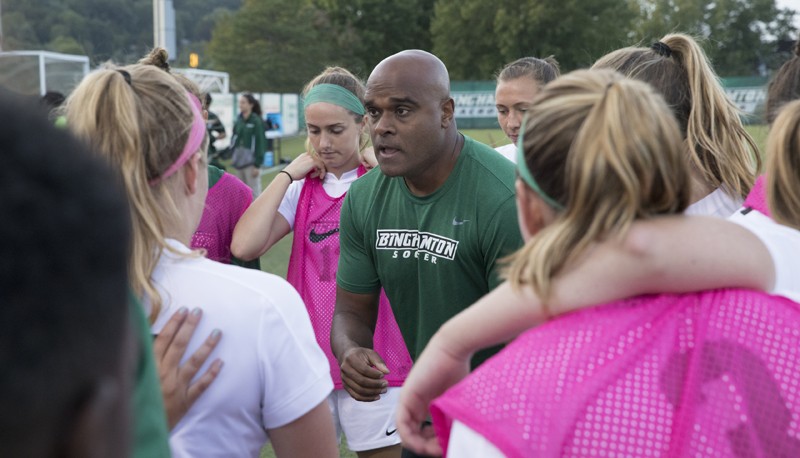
[
  {"x1": 506, "y1": 69, "x2": 690, "y2": 299},
  {"x1": 593, "y1": 33, "x2": 760, "y2": 198},
  {"x1": 766, "y1": 99, "x2": 800, "y2": 230},
  {"x1": 302, "y1": 66, "x2": 369, "y2": 155},
  {"x1": 65, "y1": 64, "x2": 206, "y2": 321}
]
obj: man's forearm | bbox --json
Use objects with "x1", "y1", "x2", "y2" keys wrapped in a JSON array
[{"x1": 331, "y1": 309, "x2": 377, "y2": 362}]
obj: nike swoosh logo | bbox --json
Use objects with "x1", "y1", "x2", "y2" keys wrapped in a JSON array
[
  {"x1": 452, "y1": 217, "x2": 470, "y2": 225},
  {"x1": 385, "y1": 427, "x2": 397, "y2": 436},
  {"x1": 309, "y1": 228, "x2": 339, "y2": 243}
]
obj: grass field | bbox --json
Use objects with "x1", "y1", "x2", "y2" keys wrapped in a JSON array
[{"x1": 256, "y1": 124, "x2": 768, "y2": 457}]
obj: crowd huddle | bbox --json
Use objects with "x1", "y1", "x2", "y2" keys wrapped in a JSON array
[{"x1": 4, "y1": 31, "x2": 800, "y2": 458}]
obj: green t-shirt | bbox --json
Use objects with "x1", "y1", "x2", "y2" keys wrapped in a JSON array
[
  {"x1": 337, "y1": 135, "x2": 523, "y2": 367},
  {"x1": 232, "y1": 113, "x2": 266, "y2": 167},
  {"x1": 129, "y1": 295, "x2": 171, "y2": 458}
]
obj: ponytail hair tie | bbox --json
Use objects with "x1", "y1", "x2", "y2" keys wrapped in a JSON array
[
  {"x1": 650, "y1": 42, "x2": 673, "y2": 58},
  {"x1": 117, "y1": 69, "x2": 132, "y2": 86}
]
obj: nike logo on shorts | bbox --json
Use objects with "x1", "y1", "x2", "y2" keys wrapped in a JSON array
[
  {"x1": 385, "y1": 427, "x2": 397, "y2": 436},
  {"x1": 309, "y1": 227, "x2": 339, "y2": 243}
]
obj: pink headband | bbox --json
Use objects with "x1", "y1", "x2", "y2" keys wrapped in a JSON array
[{"x1": 149, "y1": 92, "x2": 206, "y2": 186}]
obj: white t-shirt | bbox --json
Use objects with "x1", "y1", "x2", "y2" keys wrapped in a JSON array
[
  {"x1": 277, "y1": 168, "x2": 360, "y2": 229},
  {"x1": 685, "y1": 186, "x2": 742, "y2": 218},
  {"x1": 447, "y1": 421, "x2": 505, "y2": 457},
  {"x1": 729, "y1": 209, "x2": 800, "y2": 302},
  {"x1": 147, "y1": 240, "x2": 333, "y2": 458},
  {"x1": 494, "y1": 143, "x2": 517, "y2": 163}
]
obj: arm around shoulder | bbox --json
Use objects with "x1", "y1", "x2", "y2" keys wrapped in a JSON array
[{"x1": 546, "y1": 215, "x2": 775, "y2": 316}]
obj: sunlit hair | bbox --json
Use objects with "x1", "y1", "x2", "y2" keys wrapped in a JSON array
[
  {"x1": 506, "y1": 69, "x2": 690, "y2": 299},
  {"x1": 593, "y1": 33, "x2": 759, "y2": 199},
  {"x1": 496, "y1": 56, "x2": 561, "y2": 86},
  {"x1": 766, "y1": 99, "x2": 800, "y2": 230},
  {"x1": 766, "y1": 40, "x2": 800, "y2": 124},
  {"x1": 302, "y1": 66, "x2": 369, "y2": 155},
  {"x1": 65, "y1": 64, "x2": 208, "y2": 321}
]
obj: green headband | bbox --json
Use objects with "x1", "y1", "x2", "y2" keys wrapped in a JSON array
[
  {"x1": 303, "y1": 83, "x2": 365, "y2": 116},
  {"x1": 516, "y1": 117, "x2": 565, "y2": 210}
]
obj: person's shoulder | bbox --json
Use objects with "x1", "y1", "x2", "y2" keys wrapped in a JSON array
[
  {"x1": 171, "y1": 256, "x2": 296, "y2": 303},
  {"x1": 460, "y1": 135, "x2": 516, "y2": 194},
  {"x1": 494, "y1": 143, "x2": 517, "y2": 163},
  {"x1": 350, "y1": 166, "x2": 390, "y2": 193},
  {"x1": 219, "y1": 172, "x2": 254, "y2": 198}
]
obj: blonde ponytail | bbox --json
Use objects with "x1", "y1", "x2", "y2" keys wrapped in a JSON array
[
  {"x1": 593, "y1": 33, "x2": 759, "y2": 199},
  {"x1": 662, "y1": 34, "x2": 760, "y2": 198},
  {"x1": 65, "y1": 65, "x2": 199, "y2": 321},
  {"x1": 506, "y1": 69, "x2": 689, "y2": 298}
]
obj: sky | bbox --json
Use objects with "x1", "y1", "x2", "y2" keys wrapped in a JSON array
[
  {"x1": 779, "y1": 0, "x2": 800, "y2": 10},
  {"x1": 778, "y1": 0, "x2": 800, "y2": 26}
]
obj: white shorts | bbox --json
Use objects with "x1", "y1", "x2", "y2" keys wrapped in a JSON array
[{"x1": 328, "y1": 387, "x2": 402, "y2": 452}]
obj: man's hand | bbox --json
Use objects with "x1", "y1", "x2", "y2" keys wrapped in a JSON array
[
  {"x1": 339, "y1": 347, "x2": 390, "y2": 402},
  {"x1": 250, "y1": 167, "x2": 260, "y2": 179},
  {"x1": 153, "y1": 307, "x2": 223, "y2": 429}
]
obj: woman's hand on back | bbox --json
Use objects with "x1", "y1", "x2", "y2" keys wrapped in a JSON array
[{"x1": 153, "y1": 307, "x2": 223, "y2": 429}]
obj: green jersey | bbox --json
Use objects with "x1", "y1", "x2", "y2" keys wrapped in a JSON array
[
  {"x1": 129, "y1": 295, "x2": 171, "y2": 458},
  {"x1": 337, "y1": 135, "x2": 523, "y2": 367}
]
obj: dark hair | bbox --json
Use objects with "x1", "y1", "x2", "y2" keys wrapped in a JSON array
[
  {"x1": 40, "y1": 91, "x2": 66, "y2": 110},
  {"x1": 766, "y1": 39, "x2": 800, "y2": 124},
  {"x1": 0, "y1": 88, "x2": 131, "y2": 455},
  {"x1": 496, "y1": 56, "x2": 561, "y2": 86},
  {"x1": 241, "y1": 92, "x2": 262, "y2": 117},
  {"x1": 205, "y1": 92, "x2": 213, "y2": 107}
]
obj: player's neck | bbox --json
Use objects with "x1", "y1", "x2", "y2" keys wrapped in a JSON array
[{"x1": 326, "y1": 155, "x2": 362, "y2": 180}]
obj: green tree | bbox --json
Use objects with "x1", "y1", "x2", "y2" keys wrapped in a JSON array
[
  {"x1": 635, "y1": 0, "x2": 796, "y2": 75},
  {"x1": 431, "y1": 0, "x2": 639, "y2": 80},
  {"x1": 47, "y1": 36, "x2": 87, "y2": 55},
  {"x1": 313, "y1": 0, "x2": 436, "y2": 75},
  {"x1": 208, "y1": 0, "x2": 336, "y2": 92},
  {"x1": 1, "y1": 0, "x2": 239, "y2": 67},
  {"x1": 431, "y1": 0, "x2": 502, "y2": 80}
]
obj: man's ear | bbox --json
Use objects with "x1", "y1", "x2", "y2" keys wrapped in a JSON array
[
  {"x1": 64, "y1": 378, "x2": 124, "y2": 458},
  {"x1": 184, "y1": 152, "x2": 202, "y2": 195},
  {"x1": 441, "y1": 97, "x2": 455, "y2": 128}
]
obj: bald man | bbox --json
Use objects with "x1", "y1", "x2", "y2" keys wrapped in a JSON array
[{"x1": 332, "y1": 50, "x2": 523, "y2": 454}]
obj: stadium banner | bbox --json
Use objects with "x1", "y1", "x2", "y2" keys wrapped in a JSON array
[
  {"x1": 451, "y1": 77, "x2": 769, "y2": 128},
  {"x1": 720, "y1": 76, "x2": 768, "y2": 123},
  {"x1": 451, "y1": 81, "x2": 500, "y2": 130}
]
